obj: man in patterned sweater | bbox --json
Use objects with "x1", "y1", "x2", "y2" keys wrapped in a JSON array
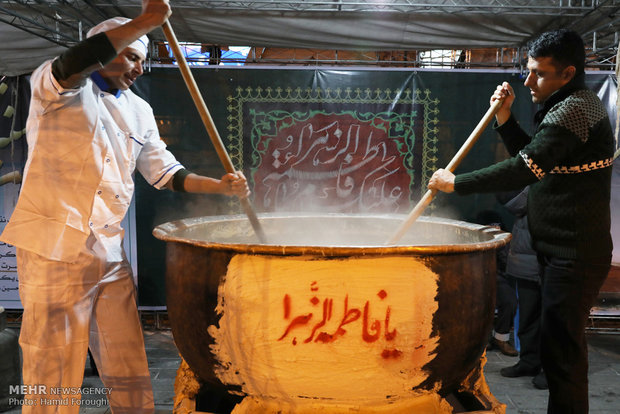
[{"x1": 428, "y1": 29, "x2": 614, "y2": 413}]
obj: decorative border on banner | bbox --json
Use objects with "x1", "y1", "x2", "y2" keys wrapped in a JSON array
[{"x1": 227, "y1": 86, "x2": 439, "y2": 208}]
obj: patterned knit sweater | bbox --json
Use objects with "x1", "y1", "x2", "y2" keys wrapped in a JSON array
[{"x1": 455, "y1": 74, "x2": 614, "y2": 260}]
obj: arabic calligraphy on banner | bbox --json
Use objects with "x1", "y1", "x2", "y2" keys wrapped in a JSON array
[
  {"x1": 227, "y1": 87, "x2": 439, "y2": 213},
  {"x1": 208, "y1": 254, "x2": 439, "y2": 401},
  {"x1": 0, "y1": 230, "x2": 18, "y2": 299}
]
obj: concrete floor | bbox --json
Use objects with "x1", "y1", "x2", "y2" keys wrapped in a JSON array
[
  {"x1": 484, "y1": 333, "x2": 620, "y2": 413},
  {"x1": 2, "y1": 329, "x2": 620, "y2": 413}
]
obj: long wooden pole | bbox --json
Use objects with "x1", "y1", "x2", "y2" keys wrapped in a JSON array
[
  {"x1": 386, "y1": 98, "x2": 504, "y2": 244},
  {"x1": 161, "y1": 20, "x2": 267, "y2": 243}
]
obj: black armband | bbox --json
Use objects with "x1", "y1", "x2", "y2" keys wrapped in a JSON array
[
  {"x1": 172, "y1": 168, "x2": 192, "y2": 192},
  {"x1": 52, "y1": 33, "x2": 118, "y2": 81}
]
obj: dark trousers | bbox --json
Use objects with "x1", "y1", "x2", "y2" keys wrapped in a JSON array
[
  {"x1": 515, "y1": 278, "x2": 542, "y2": 370},
  {"x1": 495, "y1": 273, "x2": 517, "y2": 335},
  {"x1": 538, "y1": 254, "x2": 610, "y2": 414}
]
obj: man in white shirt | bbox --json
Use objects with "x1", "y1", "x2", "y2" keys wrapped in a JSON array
[{"x1": 0, "y1": 1, "x2": 249, "y2": 412}]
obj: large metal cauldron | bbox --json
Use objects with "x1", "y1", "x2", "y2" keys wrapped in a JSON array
[{"x1": 153, "y1": 213, "x2": 510, "y2": 411}]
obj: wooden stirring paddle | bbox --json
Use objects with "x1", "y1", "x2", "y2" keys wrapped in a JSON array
[
  {"x1": 161, "y1": 20, "x2": 267, "y2": 243},
  {"x1": 387, "y1": 98, "x2": 504, "y2": 244}
]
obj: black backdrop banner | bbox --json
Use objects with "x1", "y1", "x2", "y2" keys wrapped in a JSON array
[
  {"x1": 0, "y1": 70, "x2": 614, "y2": 308},
  {"x1": 134, "y1": 68, "x2": 613, "y2": 306},
  {"x1": 0, "y1": 76, "x2": 29, "y2": 308}
]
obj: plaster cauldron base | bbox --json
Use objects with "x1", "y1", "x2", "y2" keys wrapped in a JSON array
[{"x1": 173, "y1": 353, "x2": 506, "y2": 414}]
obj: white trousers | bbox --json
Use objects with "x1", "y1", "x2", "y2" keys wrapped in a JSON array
[{"x1": 16, "y1": 242, "x2": 154, "y2": 413}]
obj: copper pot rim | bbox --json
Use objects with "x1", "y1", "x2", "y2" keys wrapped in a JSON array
[{"x1": 152, "y1": 212, "x2": 511, "y2": 257}]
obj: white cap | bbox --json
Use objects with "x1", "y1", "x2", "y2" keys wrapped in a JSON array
[{"x1": 87, "y1": 17, "x2": 149, "y2": 59}]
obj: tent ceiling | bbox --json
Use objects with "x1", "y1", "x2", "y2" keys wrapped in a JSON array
[{"x1": 1, "y1": 0, "x2": 618, "y2": 75}]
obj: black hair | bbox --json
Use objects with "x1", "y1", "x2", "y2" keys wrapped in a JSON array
[{"x1": 527, "y1": 29, "x2": 585, "y2": 75}]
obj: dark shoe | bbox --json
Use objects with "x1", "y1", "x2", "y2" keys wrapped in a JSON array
[
  {"x1": 500, "y1": 363, "x2": 540, "y2": 378},
  {"x1": 491, "y1": 337, "x2": 518, "y2": 356},
  {"x1": 532, "y1": 371, "x2": 548, "y2": 390}
]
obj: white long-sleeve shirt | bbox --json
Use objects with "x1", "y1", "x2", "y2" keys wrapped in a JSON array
[{"x1": 1, "y1": 60, "x2": 183, "y2": 262}]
